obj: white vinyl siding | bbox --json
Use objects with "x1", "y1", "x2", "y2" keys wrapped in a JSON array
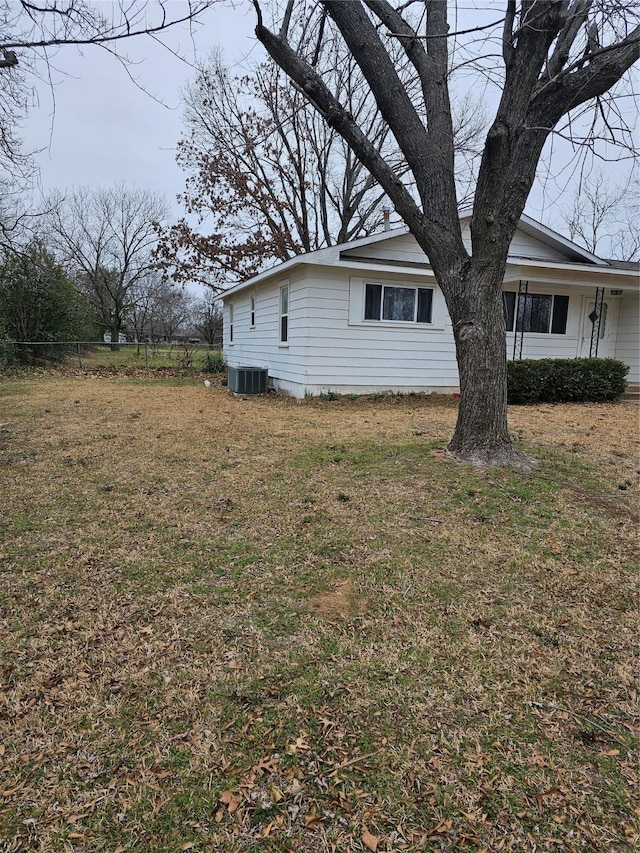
[
  {"x1": 340, "y1": 224, "x2": 572, "y2": 266},
  {"x1": 221, "y1": 225, "x2": 637, "y2": 397},
  {"x1": 223, "y1": 275, "x2": 307, "y2": 389},
  {"x1": 614, "y1": 290, "x2": 639, "y2": 383}
]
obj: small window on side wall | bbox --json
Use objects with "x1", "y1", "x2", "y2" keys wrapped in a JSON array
[
  {"x1": 229, "y1": 303, "x2": 234, "y2": 344},
  {"x1": 280, "y1": 285, "x2": 289, "y2": 343},
  {"x1": 250, "y1": 294, "x2": 255, "y2": 328}
]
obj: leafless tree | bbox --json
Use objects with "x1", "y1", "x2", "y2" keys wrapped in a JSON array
[
  {"x1": 0, "y1": 1, "x2": 218, "y2": 249},
  {"x1": 129, "y1": 268, "x2": 165, "y2": 345},
  {"x1": 155, "y1": 37, "x2": 486, "y2": 286},
  {"x1": 148, "y1": 280, "x2": 197, "y2": 342},
  {"x1": 45, "y1": 184, "x2": 169, "y2": 347},
  {"x1": 193, "y1": 292, "x2": 223, "y2": 347},
  {"x1": 253, "y1": 0, "x2": 639, "y2": 468},
  {"x1": 559, "y1": 167, "x2": 640, "y2": 260}
]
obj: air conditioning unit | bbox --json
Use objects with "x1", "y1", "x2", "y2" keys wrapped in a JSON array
[{"x1": 227, "y1": 366, "x2": 268, "y2": 395}]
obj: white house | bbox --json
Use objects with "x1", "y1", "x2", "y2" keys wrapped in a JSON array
[{"x1": 221, "y1": 215, "x2": 639, "y2": 398}]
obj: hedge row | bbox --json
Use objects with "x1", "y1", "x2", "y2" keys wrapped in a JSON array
[{"x1": 507, "y1": 358, "x2": 629, "y2": 404}]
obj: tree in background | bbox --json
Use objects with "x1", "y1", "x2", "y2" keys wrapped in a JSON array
[
  {"x1": 193, "y1": 292, "x2": 223, "y2": 347},
  {"x1": 253, "y1": 1, "x2": 639, "y2": 468},
  {"x1": 46, "y1": 184, "x2": 168, "y2": 347},
  {"x1": 0, "y1": 2, "x2": 218, "y2": 252},
  {"x1": 155, "y1": 43, "x2": 485, "y2": 287},
  {"x1": 141, "y1": 280, "x2": 197, "y2": 342},
  {"x1": 559, "y1": 167, "x2": 640, "y2": 261},
  {"x1": 129, "y1": 269, "x2": 166, "y2": 345},
  {"x1": 0, "y1": 239, "x2": 96, "y2": 362}
]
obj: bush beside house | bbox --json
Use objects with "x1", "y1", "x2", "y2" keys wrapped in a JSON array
[{"x1": 507, "y1": 358, "x2": 629, "y2": 404}]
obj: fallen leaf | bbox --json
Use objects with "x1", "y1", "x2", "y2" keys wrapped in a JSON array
[
  {"x1": 362, "y1": 828, "x2": 379, "y2": 851},
  {"x1": 180, "y1": 843, "x2": 197, "y2": 850},
  {"x1": 305, "y1": 806, "x2": 324, "y2": 829},
  {"x1": 219, "y1": 790, "x2": 241, "y2": 814}
]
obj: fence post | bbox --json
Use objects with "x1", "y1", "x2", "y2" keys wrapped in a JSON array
[{"x1": 77, "y1": 342, "x2": 82, "y2": 368}]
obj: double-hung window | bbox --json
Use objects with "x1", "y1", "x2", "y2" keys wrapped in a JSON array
[
  {"x1": 280, "y1": 284, "x2": 289, "y2": 344},
  {"x1": 502, "y1": 292, "x2": 569, "y2": 334},
  {"x1": 364, "y1": 283, "x2": 433, "y2": 324}
]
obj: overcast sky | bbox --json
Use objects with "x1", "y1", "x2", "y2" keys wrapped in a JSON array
[
  {"x1": 22, "y1": 2, "x2": 258, "y2": 219},
  {"x1": 20, "y1": 1, "x2": 638, "y2": 242}
]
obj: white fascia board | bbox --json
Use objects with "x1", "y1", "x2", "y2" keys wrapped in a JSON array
[
  {"x1": 335, "y1": 258, "x2": 436, "y2": 279},
  {"x1": 504, "y1": 259, "x2": 639, "y2": 289},
  {"x1": 221, "y1": 227, "x2": 411, "y2": 301},
  {"x1": 337, "y1": 226, "x2": 410, "y2": 255},
  {"x1": 516, "y1": 214, "x2": 607, "y2": 265},
  {"x1": 461, "y1": 210, "x2": 607, "y2": 266},
  {"x1": 221, "y1": 258, "x2": 317, "y2": 300}
]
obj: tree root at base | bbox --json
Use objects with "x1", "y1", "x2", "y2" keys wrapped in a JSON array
[{"x1": 444, "y1": 444, "x2": 538, "y2": 471}]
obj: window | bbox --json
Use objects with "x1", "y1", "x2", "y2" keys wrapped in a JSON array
[
  {"x1": 364, "y1": 283, "x2": 433, "y2": 324},
  {"x1": 280, "y1": 284, "x2": 289, "y2": 343},
  {"x1": 250, "y1": 294, "x2": 255, "y2": 328},
  {"x1": 502, "y1": 292, "x2": 568, "y2": 334},
  {"x1": 229, "y1": 304, "x2": 234, "y2": 344}
]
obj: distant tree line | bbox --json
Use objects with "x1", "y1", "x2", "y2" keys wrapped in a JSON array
[
  {"x1": 0, "y1": 185, "x2": 221, "y2": 365},
  {"x1": 0, "y1": 0, "x2": 222, "y2": 366}
]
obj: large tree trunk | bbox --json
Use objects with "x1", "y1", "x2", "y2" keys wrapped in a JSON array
[
  {"x1": 110, "y1": 322, "x2": 121, "y2": 352},
  {"x1": 444, "y1": 268, "x2": 535, "y2": 470}
]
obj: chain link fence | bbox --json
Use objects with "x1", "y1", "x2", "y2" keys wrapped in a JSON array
[{"x1": 1, "y1": 340, "x2": 225, "y2": 372}]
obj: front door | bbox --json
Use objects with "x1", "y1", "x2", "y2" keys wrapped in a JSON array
[{"x1": 578, "y1": 296, "x2": 617, "y2": 358}]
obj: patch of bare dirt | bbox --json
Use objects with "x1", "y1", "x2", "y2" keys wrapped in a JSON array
[{"x1": 306, "y1": 581, "x2": 366, "y2": 621}]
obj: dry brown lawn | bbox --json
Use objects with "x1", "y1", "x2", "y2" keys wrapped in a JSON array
[{"x1": 0, "y1": 371, "x2": 638, "y2": 852}]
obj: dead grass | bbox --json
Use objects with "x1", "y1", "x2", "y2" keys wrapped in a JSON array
[{"x1": 0, "y1": 373, "x2": 638, "y2": 852}]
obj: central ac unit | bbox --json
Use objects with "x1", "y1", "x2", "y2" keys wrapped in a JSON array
[{"x1": 228, "y1": 366, "x2": 268, "y2": 394}]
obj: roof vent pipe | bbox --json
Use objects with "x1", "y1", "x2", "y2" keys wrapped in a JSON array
[{"x1": 382, "y1": 206, "x2": 390, "y2": 231}]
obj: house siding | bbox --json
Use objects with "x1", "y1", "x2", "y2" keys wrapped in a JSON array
[
  {"x1": 296, "y1": 268, "x2": 459, "y2": 395},
  {"x1": 221, "y1": 225, "x2": 638, "y2": 398},
  {"x1": 614, "y1": 290, "x2": 640, "y2": 383},
  {"x1": 340, "y1": 225, "x2": 571, "y2": 265},
  {"x1": 224, "y1": 268, "x2": 311, "y2": 392}
]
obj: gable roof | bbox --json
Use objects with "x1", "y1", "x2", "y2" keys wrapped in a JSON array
[
  {"x1": 221, "y1": 215, "x2": 625, "y2": 299},
  {"x1": 509, "y1": 214, "x2": 607, "y2": 265}
]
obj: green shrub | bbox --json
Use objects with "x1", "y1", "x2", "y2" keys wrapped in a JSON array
[{"x1": 507, "y1": 358, "x2": 629, "y2": 404}]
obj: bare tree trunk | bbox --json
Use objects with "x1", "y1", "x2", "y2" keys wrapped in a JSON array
[
  {"x1": 253, "y1": 0, "x2": 639, "y2": 469},
  {"x1": 444, "y1": 268, "x2": 534, "y2": 469}
]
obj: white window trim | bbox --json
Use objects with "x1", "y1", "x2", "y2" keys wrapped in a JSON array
[
  {"x1": 279, "y1": 281, "x2": 290, "y2": 347},
  {"x1": 348, "y1": 276, "x2": 445, "y2": 329},
  {"x1": 250, "y1": 292, "x2": 256, "y2": 329}
]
